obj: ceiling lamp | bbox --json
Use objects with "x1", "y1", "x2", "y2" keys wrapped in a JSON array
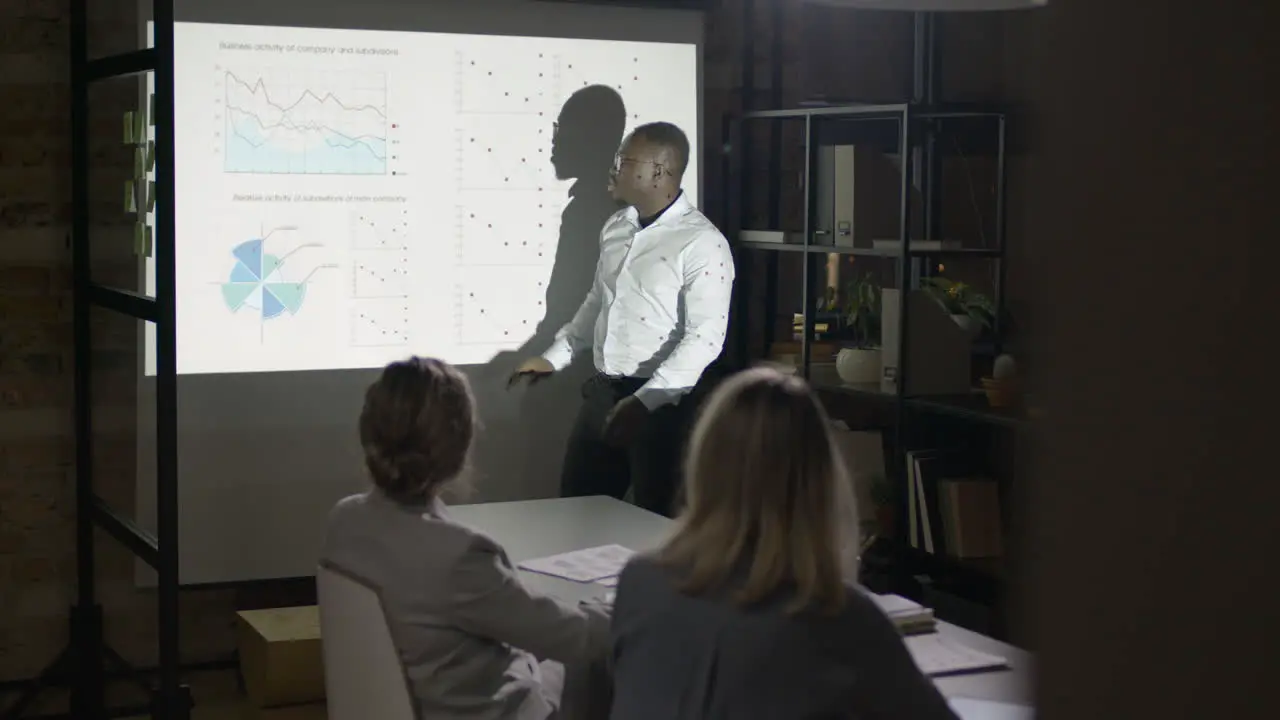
[{"x1": 805, "y1": 0, "x2": 1047, "y2": 10}]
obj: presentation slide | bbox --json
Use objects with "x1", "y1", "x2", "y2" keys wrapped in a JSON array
[
  {"x1": 133, "y1": 8, "x2": 701, "y2": 586},
  {"x1": 145, "y1": 21, "x2": 699, "y2": 376}
]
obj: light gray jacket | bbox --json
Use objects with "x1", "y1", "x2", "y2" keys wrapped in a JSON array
[{"x1": 322, "y1": 491, "x2": 610, "y2": 720}]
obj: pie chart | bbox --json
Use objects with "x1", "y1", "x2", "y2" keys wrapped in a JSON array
[{"x1": 220, "y1": 238, "x2": 308, "y2": 320}]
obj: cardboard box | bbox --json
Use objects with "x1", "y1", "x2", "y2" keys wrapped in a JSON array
[{"x1": 237, "y1": 606, "x2": 325, "y2": 708}]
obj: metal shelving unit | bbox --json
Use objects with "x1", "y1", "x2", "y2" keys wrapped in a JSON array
[
  {"x1": 2, "y1": 2, "x2": 187, "y2": 719},
  {"x1": 722, "y1": 77, "x2": 1018, "y2": 628},
  {"x1": 724, "y1": 99, "x2": 1010, "y2": 392}
]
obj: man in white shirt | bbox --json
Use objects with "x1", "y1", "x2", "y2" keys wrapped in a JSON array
[{"x1": 509, "y1": 121, "x2": 735, "y2": 516}]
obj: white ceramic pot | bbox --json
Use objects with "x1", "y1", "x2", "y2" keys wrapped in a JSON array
[
  {"x1": 951, "y1": 313, "x2": 982, "y2": 339},
  {"x1": 835, "y1": 347, "x2": 881, "y2": 385}
]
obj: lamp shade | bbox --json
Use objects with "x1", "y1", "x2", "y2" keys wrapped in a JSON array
[{"x1": 806, "y1": 0, "x2": 1046, "y2": 10}]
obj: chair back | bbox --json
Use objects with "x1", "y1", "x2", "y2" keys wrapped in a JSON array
[{"x1": 316, "y1": 562, "x2": 417, "y2": 720}]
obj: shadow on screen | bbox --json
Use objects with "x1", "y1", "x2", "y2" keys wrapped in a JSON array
[{"x1": 467, "y1": 85, "x2": 626, "y2": 500}]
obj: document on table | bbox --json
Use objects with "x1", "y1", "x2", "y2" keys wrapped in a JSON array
[
  {"x1": 947, "y1": 697, "x2": 1034, "y2": 720},
  {"x1": 905, "y1": 633, "x2": 1009, "y2": 676},
  {"x1": 518, "y1": 544, "x2": 635, "y2": 583}
]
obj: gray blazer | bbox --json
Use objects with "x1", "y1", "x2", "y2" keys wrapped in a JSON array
[
  {"x1": 322, "y1": 491, "x2": 611, "y2": 720},
  {"x1": 608, "y1": 556, "x2": 960, "y2": 720}
]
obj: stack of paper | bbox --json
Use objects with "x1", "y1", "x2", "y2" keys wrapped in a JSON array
[
  {"x1": 904, "y1": 633, "x2": 1009, "y2": 677},
  {"x1": 947, "y1": 698, "x2": 1034, "y2": 720},
  {"x1": 871, "y1": 592, "x2": 937, "y2": 634},
  {"x1": 517, "y1": 544, "x2": 635, "y2": 584}
]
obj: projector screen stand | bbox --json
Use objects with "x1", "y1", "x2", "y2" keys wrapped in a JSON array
[
  {"x1": 33, "y1": 1, "x2": 192, "y2": 719},
  {"x1": 0, "y1": 603, "x2": 193, "y2": 720}
]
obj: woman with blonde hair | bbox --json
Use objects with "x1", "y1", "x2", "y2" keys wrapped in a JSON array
[
  {"x1": 322, "y1": 356, "x2": 609, "y2": 720},
  {"x1": 607, "y1": 367, "x2": 957, "y2": 720}
]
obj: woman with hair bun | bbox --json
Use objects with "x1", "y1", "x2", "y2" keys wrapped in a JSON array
[{"x1": 322, "y1": 356, "x2": 609, "y2": 720}]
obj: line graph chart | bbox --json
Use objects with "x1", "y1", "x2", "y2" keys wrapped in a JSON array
[
  {"x1": 352, "y1": 253, "x2": 410, "y2": 299},
  {"x1": 351, "y1": 298, "x2": 410, "y2": 348},
  {"x1": 351, "y1": 208, "x2": 409, "y2": 251},
  {"x1": 222, "y1": 68, "x2": 388, "y2": 176}
]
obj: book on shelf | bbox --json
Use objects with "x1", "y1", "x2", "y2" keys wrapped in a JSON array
[
  {"x1": 906, "y1": 448, "x2": 1003, "y2": 560},
  {"x1": 870, "y1": 592, "x2": 937, "y2": 635},
  {"x1": 871, "y1": 239, "x2": 962, "y2": 253}
]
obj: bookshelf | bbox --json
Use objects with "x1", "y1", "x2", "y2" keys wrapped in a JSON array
[{"x1": 721, "y1": 101, "x2": 1024, "y2": 638}]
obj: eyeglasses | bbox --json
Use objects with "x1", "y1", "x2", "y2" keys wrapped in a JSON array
[{"x1": 612, "y1": 155, "x2": 671, "y2": 176}]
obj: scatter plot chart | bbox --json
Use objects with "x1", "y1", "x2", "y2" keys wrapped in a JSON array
[
  {"x1": 351, "y1": 299, "x2": 410, "y2": 347},
  {"x1": 454, "y1": 199, "x2": 562, "y2": 266},
  {"x1": 457, "y1": 118, "x2": 554, "y2": 191},
  {"x1": 552, "y1": 57, "x2": 646, "y2": 121},
  {"x1": 454, "y1": 267, "x2": 548, "y2": 346},
  {"x1": 455, "y1": 51, "x2": 557, "y2": 115},
  {"x1": 351, "y1": 209, "x2": 410, "y2": 251},
  {"x1": 352, "y1": 253, "x2": 410, "y2": 299}
]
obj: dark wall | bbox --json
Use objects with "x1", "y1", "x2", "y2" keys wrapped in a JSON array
[{"x1": 1021, "y1": 0, "x2": 1278, "y2": 718}]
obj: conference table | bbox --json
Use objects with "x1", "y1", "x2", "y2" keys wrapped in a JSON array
[{"x1": 449, "y1": 495, "x2": 1034, "y2": 708}]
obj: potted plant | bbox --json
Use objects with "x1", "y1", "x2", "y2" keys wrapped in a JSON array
[
  {"x1": 921, "y1": 276, "x2": 995, "y2": 338},
  {"x1": 835, "y1": 274, "x2": 882, "y2": 384},
  {"x1": 868, "y1": 473, "x2": 896, "y2": 537}
]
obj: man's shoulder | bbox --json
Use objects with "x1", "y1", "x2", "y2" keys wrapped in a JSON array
[
  {"x1": 673, "y1": 205, "x2": 726, "y2": 241},
  {"x1": 602, "y1": 207, "x2": 635, "y2": 231}
]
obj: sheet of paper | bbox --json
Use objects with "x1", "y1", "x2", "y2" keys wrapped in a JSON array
[
  {"x1": 871, "y1": 592, "x2": 925, "y2": 616},
  {"x1": 905, "y1": 633, "x2": 1008, "y2": 676},
  {"x1": 518, "y1": 544, "x2": 635, "y2": 583},
  {"x1": 947, "y1": 697, "x2": 1034, "y2": 720}
]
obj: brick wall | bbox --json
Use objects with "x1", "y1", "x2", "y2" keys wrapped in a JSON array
[
  {"x1": 0, "y1": 0, "x2": 1023, "y2": 703},
  {"x1": 1, "y1": 1, "x2": 242, "y2": 706}
]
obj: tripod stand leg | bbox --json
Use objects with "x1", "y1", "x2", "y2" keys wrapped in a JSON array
[
  {"x1": 149, "y1": 683, "x2": 193, "y2": 720},
  {"x1": 0, "y1": 648, "x2": 70, "y2": 720},
  {"x1": 69, "y1": 603, "x2": 106, "y2": 720}
]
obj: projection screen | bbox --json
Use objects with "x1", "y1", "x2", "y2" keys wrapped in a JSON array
[{"x1": 133, "y1": 0, "x2": 703, "y2": 585}]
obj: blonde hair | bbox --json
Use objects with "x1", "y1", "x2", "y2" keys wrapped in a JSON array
[{"x1": 658, "y1": 367, "x2": 858, "y2": 616}]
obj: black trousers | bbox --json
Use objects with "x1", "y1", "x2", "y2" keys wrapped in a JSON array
[{"x1": 558, "y1": 373, "x2": 691, "y2": 518}]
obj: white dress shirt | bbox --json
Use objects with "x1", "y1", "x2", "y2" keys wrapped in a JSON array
[{"x1": 541, "y1": 191, "x2": 735, "y2": 410}]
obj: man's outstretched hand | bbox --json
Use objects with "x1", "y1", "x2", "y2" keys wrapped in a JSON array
[{"x1": 507, "y1": 357, "x2": 555, "y2": 388}]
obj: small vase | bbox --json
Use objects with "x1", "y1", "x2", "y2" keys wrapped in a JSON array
[
  {"x1": 875, "y1": 505, "x2": 895, "y2": 538},
  {"x1": 951, "y1": 314, "x2": 982, "y2": 339},
  {"x1": 835, "y1": 347, "x2": 881, "y2": 385}
]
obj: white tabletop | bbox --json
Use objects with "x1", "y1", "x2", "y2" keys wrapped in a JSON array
[{"x1": 449, "y1": 495, "x2": 1033, "y2": 706}]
